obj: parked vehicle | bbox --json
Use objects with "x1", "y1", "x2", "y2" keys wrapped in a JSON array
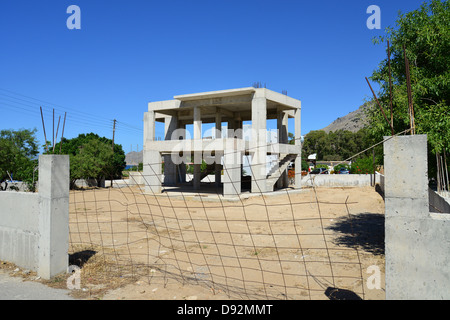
[
  {"x1": 310, "y1": 168, "x2": 328, "y2": 174},
  {"x1": 338, "y1": 167, "x2": 350, "y2": 174}
]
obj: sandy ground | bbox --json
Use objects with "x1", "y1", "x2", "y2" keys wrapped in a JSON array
[{"x1": 68, "y1": 185, "x2": 385, "y2": 300}]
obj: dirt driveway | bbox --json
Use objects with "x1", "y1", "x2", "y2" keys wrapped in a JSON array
[{"x1": 67, "y1": 185, "x2": 385, "y2": 300}]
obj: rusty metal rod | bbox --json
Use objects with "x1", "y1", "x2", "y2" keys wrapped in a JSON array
[
  {"x1": 40, "y1": 106, "x2": 49, "y2": 153},
  {"x1": 365, "y1": 77, "x2": 395, "y2": 135},
  {"x1": 403, "y1": 45, "x2": 415, "y2": 134},
  {"x1": 60, "y1": 112, "x2": 67, "y2": 154},
  {"x1": 387, "y1": 40, "x2": 394, "y2": 131}
]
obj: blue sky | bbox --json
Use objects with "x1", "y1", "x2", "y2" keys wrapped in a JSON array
[{"x1": 0, "y1": 0, "x2": 429, "y2": 154}]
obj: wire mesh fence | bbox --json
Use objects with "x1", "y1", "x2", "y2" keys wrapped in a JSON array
[{"x1": 68, "y1": 162, "x2": 385, "y2": 300}]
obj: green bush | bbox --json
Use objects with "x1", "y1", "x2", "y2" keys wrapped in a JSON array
[{"x1": 350, "y1": 157, "x2": 373, "y2": 174}]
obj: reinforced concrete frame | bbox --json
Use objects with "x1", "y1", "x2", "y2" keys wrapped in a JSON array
[{"x1": 143, "y1": 87, "x2": 302, "y2": 196}]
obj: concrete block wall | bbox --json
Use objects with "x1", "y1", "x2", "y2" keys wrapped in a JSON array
[
  {"x1": 0, "y1": 155, "x2": 69, "y2": 279},
  {"x1": 301, "y1": 174, "x2": 376, "y2": 188},
  {"x1": 384, "y1": 135, "x2": 450, "y2": 300}
]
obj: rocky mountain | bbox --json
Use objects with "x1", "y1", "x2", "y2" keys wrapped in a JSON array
[
  {"x1": 125, "y1": 151, "x2": 143, "y2": 166},
  {"x1": 321, "y1": 102, "x2": 372, "y2": 133}
]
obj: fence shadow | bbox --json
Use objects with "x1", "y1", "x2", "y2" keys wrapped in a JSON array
[{"x1": 327, "y1": 212, "x2": 385, "y2": 255}]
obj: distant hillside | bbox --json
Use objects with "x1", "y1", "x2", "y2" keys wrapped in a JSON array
[
  {"x1": 125, "y1": 151, "x2": 143, "y2": 166},
  {"x1": 321, "y1": 102, "x2": 372, "y2": 133}
]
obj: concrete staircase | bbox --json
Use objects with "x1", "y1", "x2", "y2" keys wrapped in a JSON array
[{"x1": 266, "y1": 154, "x2": 296, "y2": 190}]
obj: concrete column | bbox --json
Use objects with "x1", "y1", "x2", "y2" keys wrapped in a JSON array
[
  {"x1": 193, "y1": 107, "x2": 202, "y2": 190},
  {"x1": 178, "y1": 121, "x2": 187, "y2": 183},
  {"x1": 277, "y1": 109, "x2": 288, "y2": 144},
  {"x1": 294, "y1": 107, "x2": 302, "y2": 189},
  {"x1": 277, "y1": 109, "x2": 289, "y2": 189},
  {"x1": 38, "y1": 155, "x2": 69, "y2": 279},
  {"x1": 223, "y1": 141, "x2": 242, "y2": 196},
  {"x1": 144, "y1": 111, "x2": 155, "y2": 142},
  {"x1": 164, "y1": 116, "x2": 178, "y2": 186},
  {"x1": 215, "y1": 111, "x2": 222, "y2": 187},
  {"x1": 143, "y1": 110, "x2": 161, "y2": 193},
  {"x1": 193, "y1": 162, "x2": 201, "y2": 190},
  {"x1": 227, "y1": 118, "x2": 236, "y2": 138},
  {"x1": 215, "y1": 110, "x2": 222, "y2": 139},
  {"x1": 144, "y1": 150, "x2": 162, "y2": 194},
  {"x1": 251, "y1": 94, "x2": 268, "y2": 193},
  {"x1": 193, "y1": 107, "x2": 202, "y2": 141}
]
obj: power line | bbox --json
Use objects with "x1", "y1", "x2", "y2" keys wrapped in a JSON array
[
  {"x1": 0, "y1": 88, "x2": 144, "y2": 136},
  {"x1": 0, "y1": 90, "x2": 110, "y2": 126}
]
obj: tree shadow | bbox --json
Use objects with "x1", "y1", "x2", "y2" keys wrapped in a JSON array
[
  {"x1": 327, "y1": 212, "x2": 385, "y2": 255},
  {"x1": 69, "y1": 250, "x2": 97, "y2": 268}
]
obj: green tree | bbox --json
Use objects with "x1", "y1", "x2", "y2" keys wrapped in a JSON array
[
  {"x1": 302, "y1": 129, "x2": 371, "y2": 162},
  {"x1": 369, "y1": 0, "x2": 449, "y2": 154},
  {"x1": 302, "y1": 130, "x2": 328, "y2": 160},
  {"x1": 0, "y1": 128, "x2": 39, "y2": 191},
  {"x1": 49, "y1": 133, "x2": 126, "y2": 188}
]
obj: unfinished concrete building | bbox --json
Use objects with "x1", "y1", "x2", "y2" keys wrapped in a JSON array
[{"x1": 143, "y1": 87, "x2": 301, "y2": 196}]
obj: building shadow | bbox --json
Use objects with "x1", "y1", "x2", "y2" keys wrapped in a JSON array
[{"x1": 327, "y1": 212, "x2": 385, "y2": 255}]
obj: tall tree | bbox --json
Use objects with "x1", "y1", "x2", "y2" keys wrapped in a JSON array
[
  {"x1": 369, "y1": 0, "x2": 449, "y2": 154},
  {"x1": 50, "y1": 133, "x2": 126, "y2": 188}
]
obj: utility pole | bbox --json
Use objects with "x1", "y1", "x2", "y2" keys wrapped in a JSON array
[
  {"x1": 111, "y1": 119, "x2": 117, "y2": 188},
  {"x1": 112, "y1": 119, "x2": 117, "y2": 152}
]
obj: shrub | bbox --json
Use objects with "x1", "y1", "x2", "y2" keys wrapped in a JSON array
[{"x1": 350, "y1": 157, "x2": 373, "y2": 174}]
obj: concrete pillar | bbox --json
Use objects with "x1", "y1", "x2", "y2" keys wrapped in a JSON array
[
  {"x1": 144, "y1": 111, "x2": 155, "y2": 142},
  {"x1": 277, "y1": 109, "x2": 288, "y2": 144},
  {"x1": 143, "y1": 110, "x2": 161, "y2": 193},
  {"x1": 277, "y1": 109, "x2": 289, "y2": 189},
  {"x1": 294, "y1": 107, "x2": 302, "y2": 189},
  {"x1": 38, "y1": 155, "x2": 69, "y2": 279},
  {"x1": 193, "y1": 107, "x2": 202, "y2": 190},
  {"x1": 144, "y1": 150, "x2": 162, "y2": 194},
  {"x1": 215, "y1": 111, "x2": 222, "y2": 187},
  {"x1": 223, "y1": 141, "x2": 242, "y2": 196},
  {"x1": 227, "y1": 118, "x2": 236, "y2": 138},
  {"x1": 164, "y1": 116, "x2": 178, "y2": 186},
  {"x1": 178, "y1": 121, "x2": 187, "y2": 183},
  {"x1": 251, "y1": 94, "x2": 268, "y2": 193},
  {"x1": 193, "y1": 107, "x2": 202, "y2": 141},
  {"x1": 193, "y1": 161, "x2": 201, "y2": 190}
]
